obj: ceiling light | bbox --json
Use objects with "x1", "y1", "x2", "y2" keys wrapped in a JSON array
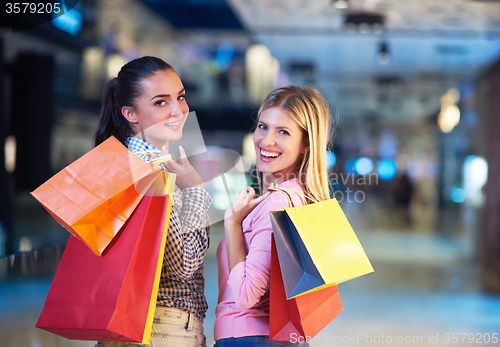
[
  {"x1": 333, "y1": 0, "x2": 349, "y2": 9},
  {"x1": 106, "y1": 54, "x2": 127, "y2": 80},
  {"x1": 438, "y1": 104, "x2": 460, "y2": 133},
  {"x1": 437, "y1": 88, "x2": 460, "y2": 133},
  {"x1": 441, "y1": 88, "x2": 460, "y2": 105}
]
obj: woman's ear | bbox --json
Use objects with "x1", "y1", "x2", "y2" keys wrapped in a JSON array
[
  {"x1": 303, "y1": 136, "x2": 310, "y2": 154},
  {"x1": 121, "y1": 106, "x2": 138, "y2": 124}
]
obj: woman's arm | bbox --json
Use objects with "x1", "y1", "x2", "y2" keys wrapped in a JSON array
[
  {"x1": 130, "y1": 142, "x2": 212, "y2": 279},
  {"x1": 225, "y1": 220, "x2": 246, "y2": 272},
  {"x1": 156, "y1": 145, "x2": 212, "y2": 279},
  {"x1": 164, "y1": 186, "x2": 212, "y2": 280},
  {"x1": 226, "y1": 187, "x2": 295, "y2": 309},
  {"x1": 224, "y1": 187, "x2": 271, "y2": 272}
]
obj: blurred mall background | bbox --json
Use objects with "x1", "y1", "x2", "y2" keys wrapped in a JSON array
[{"x1": 1, "y1": 0, "x2": 500, "y2": 346}]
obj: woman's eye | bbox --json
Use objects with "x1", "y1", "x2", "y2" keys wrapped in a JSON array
[
  {"x1": 278, "y1": 130, "x2": 290, "y2": 135},
  {"x1": 178, "y1": 95, "x2": 186, "y2": 101},
  {"x1": 155, "y1": 100, "x2": 167, "y2": 106},
  {"x1": 258, "y1": 123, "x2": 267, "y2": 130}
]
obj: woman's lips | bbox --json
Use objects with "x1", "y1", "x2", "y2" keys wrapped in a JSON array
[{"x1": 259, "y1": 148, "x2": 281, "y2": 162}]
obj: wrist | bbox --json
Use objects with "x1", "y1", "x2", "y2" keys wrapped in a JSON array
[{"x1": 224, "y1": 219, "x2": 241, "y2": 232}]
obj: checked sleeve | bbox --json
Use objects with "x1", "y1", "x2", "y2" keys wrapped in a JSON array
[{"x1": 163, "y1": 186, "x2": 212, "y2": 280}]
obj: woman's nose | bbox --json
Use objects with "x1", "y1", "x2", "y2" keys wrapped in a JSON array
[
  {"x1": 261, "y1": 131, "x2": 275, "y2": 146},
  {"x1": 170, "y1": 100, "x2": 184, "y2": 116}
]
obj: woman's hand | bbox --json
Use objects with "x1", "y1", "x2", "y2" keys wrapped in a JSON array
[
  {"x1": 224, "y1": 186, "x2": 272, "y2": 225},
  {"x1": 224, "y1": 185, "x2": 272, "y2": 272},
  {"x1": 159, "y1": 145, "x2": 204, "y2": 189}
]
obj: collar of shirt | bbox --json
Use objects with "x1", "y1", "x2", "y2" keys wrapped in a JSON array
[{"x1": 125, "y1": 137, "x2": 159, "y2": 163}]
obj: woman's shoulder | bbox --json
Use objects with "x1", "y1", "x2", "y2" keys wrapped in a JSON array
[
  {"x1": 272, "y1": 178, "x2": 305, "y2": 206},
  {"x1": 278, "y1": 178, "x2": 303, "y2": 192},
  {"x1": 261, "y1": 178, "x2": 305, "y2": 211}
]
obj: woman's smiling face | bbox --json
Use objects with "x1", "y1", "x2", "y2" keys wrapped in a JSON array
[
  {"x1": 124, "y1": 69, "x2": 189, "y2": 149},
  {"x1": 253, "y1": 106, "x2": 307, "y2": 183}
]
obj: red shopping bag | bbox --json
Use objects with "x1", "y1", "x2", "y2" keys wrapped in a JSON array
[
  {"x1": 36, "y1": 176, "x2": 173, "y2": 343},
  {"x1": 269, "y1": 234, "x2": 343, "y2": 342},
  {"x1": 31, "y1": 136, "x2": 166, "y2": 255}
]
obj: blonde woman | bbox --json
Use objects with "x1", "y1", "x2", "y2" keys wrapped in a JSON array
[{"x1": 214, "y1": 85, "x2": 334, "y2": 346}]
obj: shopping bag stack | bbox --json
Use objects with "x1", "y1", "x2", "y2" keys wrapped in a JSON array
[
  {"x1": 31, "y1": 136, "x2": 176, "y2": 343},
  {"x1": 269, "y1": 188, "x2": 374, "y2": 341},
  {"x1": 31, "y1": 136, "x2": 168, "y2": 256}
]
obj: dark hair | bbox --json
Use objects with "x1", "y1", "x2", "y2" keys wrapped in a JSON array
[{"x1": 94, "y1": 56, "x2": 173, "y2": 146}]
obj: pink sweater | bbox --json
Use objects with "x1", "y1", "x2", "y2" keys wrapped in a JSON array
[{"x1": 214, "y1": 178, "x2": 305, "y2": 340}]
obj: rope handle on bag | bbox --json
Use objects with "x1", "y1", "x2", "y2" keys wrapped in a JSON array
[
  {"x1": 268, "y1": 187, "x2": 297, "y2": 208},
  {"x1": 266, "y1": 187, "x2": 350, "y2": 215},
  {"x1": 267, "y1": 187, "x2": 324, "y2": 213},
  {"x1": 268, "y1": 187, "x2": 321, "y2": 206},
  {"x1": 133, "y1": 150, "x2": 173, "y2": 164}
]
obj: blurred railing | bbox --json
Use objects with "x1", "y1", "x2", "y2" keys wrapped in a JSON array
[
  {"x1": 0, "y1": 243, "x2": 65, "y2": 284},
  {"x1": 0, "y1": 242, "x2": 102, "y2": 347}
]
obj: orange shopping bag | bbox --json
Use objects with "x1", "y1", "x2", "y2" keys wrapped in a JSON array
[
  {"x1": 36, "y1": 173, "x2": 174, "y2": 343},
  {"x1": 269, "y1": 234, "x2": 343, "y2": 341},
  {"x1": 31, "y1": 136, "x2": 166, "y2": 255}
]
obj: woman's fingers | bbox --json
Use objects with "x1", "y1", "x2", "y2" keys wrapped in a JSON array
[
  {"x1": 245, "y1": 187, "x2": 256, "y2": 201},
  {"x1": 178, "y1": 145, "x2": 187, "y2": 159},
  {"x1": 242, "y1": 186, "x2": 268, "y2": 208},
  {"x1": 225, "y1": 186, "x2": 271, "y2": 222},
  {"x1": 236, "y1": 188, "x2": 248, "y2": 202},
  {"x1": 161, "y1": 144, "x2": 169, "y2": 157},
  {"x1": 163, "y1": 157, "x2": 181, "y2": 171},
  {"x1": 156, "y1": 146, "x2": 203, "y2": 188},
  {"x1": 177, "y1": 145, "x2": 190, "y2": 166},
  {"x1": 254, "y1": 190, "x2": 271, "y2": 204},
  {"x1": 234, "y1": 187, "x2": 257, "y2": 208},
  {"x1": 173, "y1": 146, "x2": 194, "y2": 171}
]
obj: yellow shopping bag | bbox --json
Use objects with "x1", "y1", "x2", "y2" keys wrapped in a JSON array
[{"x1": 270, "y1": 188, "x2": 374, "y2": 299}]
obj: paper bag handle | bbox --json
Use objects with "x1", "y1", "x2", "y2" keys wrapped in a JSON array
[
  {"x1": 268, "y1": 187, "x2": 296, "y2": 208},
  {"x1": 268, "y1": 186, "x2": 319, "y2": 205}
]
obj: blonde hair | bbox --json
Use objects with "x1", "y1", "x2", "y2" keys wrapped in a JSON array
[{"x1": 257, "y1": 85, "x2": 334, "y2": 202}]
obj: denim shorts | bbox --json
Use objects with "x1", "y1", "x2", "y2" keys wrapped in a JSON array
[
  {"x1": 213, "y1": 335, "x2": 310, "y2": 347},
  {"x1": 96, "y1": 307, "x2": 205, "y2": 347}
]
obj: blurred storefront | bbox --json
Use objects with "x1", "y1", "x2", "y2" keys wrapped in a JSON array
[{"x1": 476, "y1": 59, "x2": 500, "y2": 293}]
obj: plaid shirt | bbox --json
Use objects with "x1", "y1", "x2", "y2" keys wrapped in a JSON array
[{"x1": 125, "y1": 137, "x2": 212, "y2": 320}]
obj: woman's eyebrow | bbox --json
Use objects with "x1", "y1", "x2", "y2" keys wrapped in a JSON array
[
  {"x1": 259, "y1": 121, "x2": 291, "y2": 131},
  {"x1": 150, "y1": 94, "x2": 170, "y2": 100},
  {"x1": 150, "y1": 88, "x2": 185, "y2": 101}
]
